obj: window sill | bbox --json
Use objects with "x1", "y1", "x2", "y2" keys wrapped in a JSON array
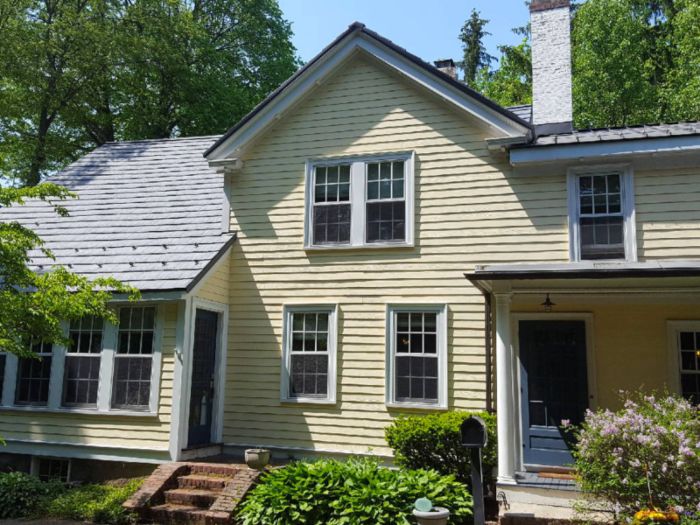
[
  {"x1": 386, "y1": 402, "x2": 448, "y2": 411},
  {"x1": 304, "y1": 242, "x2": 414, "y2": 252},
  {"x1": 281, "y1": 397, "x2": 337, "y2": 406},
  {"x1": 0, "y1": 405, "x2": 159, "y2": 418}
]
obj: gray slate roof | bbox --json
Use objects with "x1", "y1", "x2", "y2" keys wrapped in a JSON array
[
  {"x1": 535, "y1": 121, "x2": 700, "y2": 146},
  {"x1": 507, "y1": 104, "x2": 533, "y2": 124},
  {"x1": 0, "y1": 136, "x2": 234, "y2": 292}
]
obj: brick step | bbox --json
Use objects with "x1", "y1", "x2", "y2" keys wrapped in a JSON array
[
  {"x1": 164, "y1": 488, "x2": 221, "y2": 508},
  {"x1": 177, "y1": 474, "x2": 230, "y2": 491},
  {"x1": 188, "y1": 462, "x2": 243, "y2": 477},
  {"x1": 149, "y1": 503, "x2": 229, "y2": 525}
]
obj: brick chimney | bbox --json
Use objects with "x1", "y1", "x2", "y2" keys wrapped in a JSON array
[
  {"x1": 434, "y1": 59, "x2": 457, "y2": 80},
  {"x1": 530, "y1": 0, "x2": 573, "y2": 133}
]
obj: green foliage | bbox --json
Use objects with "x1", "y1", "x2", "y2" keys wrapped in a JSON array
[
  {"x1": 573, "y1": 392, "x2": 700, "y2": 519},
  {"x1": 458, "y1": 9, "x2": 493, "y2": 86},
  {"x1": 0, "y1": 0, "x2": 299, "y2": 185},
  {"x1": 0, "y1": 471, "x2": 142, "y2": 523},
  {"x1": 0, "y1": 472, "x2": 63, "y2": 519},
  {"x1": 236, "y1": 458, "x2": 473, "y2": 525},
  {"x1": 572, "y1": 0, "x2": 700, "y2": 128},
  {"x1": 476, "y1": 32, "x2": 532, "y2": 107},
  {"x1": 384, "y1": 411, "x2": 497, "y2": 486},
  {"x1": 38, "y1": 478, "x2": 143, "y2": 524},
  {"x1": 0, "y1": 184, "x2": 139, "y2": 356}
]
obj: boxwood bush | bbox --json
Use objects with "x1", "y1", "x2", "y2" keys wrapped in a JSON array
[
  {"x1": 0, "y1": 471, "x2": 62, "y2": 519},
  {"x1": 385, "y1": 410, "x2": 497, "y2": 485},
  {"x1": 236, "y1": 458, "x2": 473, "y2": 525}
]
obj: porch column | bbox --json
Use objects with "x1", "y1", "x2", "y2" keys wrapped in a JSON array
[{"x1": 494, "y1": 291, "x2": 517, "y2": 484}]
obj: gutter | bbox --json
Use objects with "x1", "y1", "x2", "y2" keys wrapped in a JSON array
[{"x1": 466, "y1": 274, "x2": 494, "y2": 413}]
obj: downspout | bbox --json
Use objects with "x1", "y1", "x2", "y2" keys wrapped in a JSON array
[{"x1": 465, "y1": 275, "x2": 494, "y2": 413}]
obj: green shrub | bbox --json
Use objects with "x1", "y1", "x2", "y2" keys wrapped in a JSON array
[
  {"x1": 236, "y1": 458, "x2": 473, "y2": 525},
  {"x1": 0, "y1": 471, "x2": 63, "y2": 519},
  {"x1": 573, "y1": 392, "x2": 700, "y2": 519},
  {"x1": 385, "y1": 411, "x2": 497, "y2": 485},
  {"x1": 39, "y1": 478, "x2": 143, "y2": 524}
]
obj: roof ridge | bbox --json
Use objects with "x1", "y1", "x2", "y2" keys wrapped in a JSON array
[{"x1": 104, "y1": 134, "x2": 221, "y2": 145}]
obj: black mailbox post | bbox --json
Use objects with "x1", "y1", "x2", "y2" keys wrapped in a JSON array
[{"x1": 461, "y1": 416, "x2": 487, "y2": 525}]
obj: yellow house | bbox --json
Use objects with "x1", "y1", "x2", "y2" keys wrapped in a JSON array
[{"x1": 1, "y1": 0, "x2": 700, "y2": 518}]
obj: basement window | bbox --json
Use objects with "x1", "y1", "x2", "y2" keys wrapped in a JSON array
[
  {"x1": 305, "y1": 153, "x2": 414, "y2": 249},
  {"x1": 568, "y1": 166, "x2": 636, "y2": 262},
  {"x1": 37, "y1": 457, "x2": 70, "y2": 483}
]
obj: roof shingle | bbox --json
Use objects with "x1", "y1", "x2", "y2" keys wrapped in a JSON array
[{"x1": 0, "y1": 136, "x2": 233, "y2": 291}]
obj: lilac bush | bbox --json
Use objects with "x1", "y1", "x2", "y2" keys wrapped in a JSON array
[{"x1": 573, "y1": 393, "x2": 700, "y2": 519}]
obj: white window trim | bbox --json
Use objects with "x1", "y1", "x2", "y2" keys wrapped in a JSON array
[
  {"x1": 0, "y1": 304, "x2": 164, "y2": 416},
  {"x1": 385, "y1": 303, "x2": 448, "y2": 410},
  {"x1": 666, "y1": 320, "x2": 700, "y2": 397},
  {"x1": 567, "y1": 164, "x2": 637, "y2": 262},
  {"x1": 303, "y1": 152, "x2": 415, "y2": 250},
  {"x1": 280, "y1": 304, "x2": 338, "y2": 404}
]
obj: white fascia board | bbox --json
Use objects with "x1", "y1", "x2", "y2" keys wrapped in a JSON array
[
  {"x1": 207, "y1": 33, "x2": 530, "y2": 162},
  {"x1": 510, "y1": 135, "x2": 700, "y2": 167}
]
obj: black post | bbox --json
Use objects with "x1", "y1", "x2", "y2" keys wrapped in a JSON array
[{"x1": 470, "y1": 447, "x2": 485, "y2": 525}]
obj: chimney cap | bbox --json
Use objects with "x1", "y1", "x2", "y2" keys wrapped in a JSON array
[
  {"x1": 434, "y1": 58, "x2": 455, "y2": 69},
  {"x1": 530, "y1": 0, "x2": 570, "y2": 12}
]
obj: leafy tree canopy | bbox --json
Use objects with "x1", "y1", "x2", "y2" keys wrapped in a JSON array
[
  {"x1": 0, "y1": 185, "x2": 138, "y2": 356},
  {"x1": 0, "y1": 0, "x2": 299, "y2": 186}
]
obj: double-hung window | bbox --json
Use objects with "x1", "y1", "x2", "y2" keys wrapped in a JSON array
[
  {"x1": 0, "y1": 352, "x2": 6, "y2": 401},
  {"x1": 112, "y1": 307, "x2": 156, "y2": 409},
  {"x1": 281, "y1": 305, "x2": 337, "y2": 403},
  {"x1": 306, "y1": 153, "x2": 414, "y2": 248},
  {"x1": 677, "y1": 330, "x2": 700, "y2": 404},
  {"x1": 63, "y1": 316, "x2": 103, "y2": 407},
  {"x1": 386, "y1": 305, "x2": 447, "y2": 408},
  {"x1": 15, "y1": 342, "x2": 53, "y2": 406},
  {"x1": 568, "y1": 167, "x2": 636, "y2": 261}
]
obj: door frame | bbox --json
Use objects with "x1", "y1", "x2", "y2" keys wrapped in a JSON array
[
  {"x1": 511, "y1": 312, "x2": 597, "y2": 471},
  {"x1": 182, "y1": 298, "x2": 229, "y2": 450}
]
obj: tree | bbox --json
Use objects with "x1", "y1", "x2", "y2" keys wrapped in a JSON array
[
  {"x1": 458, "y1": 9, "x2": 494, "y2": 86},
  {"x1": 0, "y1": 184, "x2": 137, "y2": 357},
  {"x1": 0, "y1": 0, "x2": 299, "y2": 186},
  {"x1": 476, "y1": 26, "x2": 532, "y2": 107}
]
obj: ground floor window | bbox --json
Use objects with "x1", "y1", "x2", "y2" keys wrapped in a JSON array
[
  {"x1": 112, "y1": 307, "x2": 156, "y2": 409},
  {"x1": 15, "y1": 342, "x2": 53, "y2": 406},
  {"x1": 678, "y1": 330, "x2": 700, "y2": 403},
  {"x1": 282, "y1": 305, "x2": 337, "y2": 403},
  {"x1": 63, "y1": 316, "x2": 104, "y2": 407},
  {"x1": 0, "y1": 352, "x2": 6, "y2": 399},
  {"x1": 386, "y1": 305, "x2": 447, "y2": 408}
]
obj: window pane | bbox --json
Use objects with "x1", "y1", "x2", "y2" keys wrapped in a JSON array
[
  {"x1": 368, "y1": 163, "x2": 378, "y2": 181},
  {"x1": 290, "y1": 355, "x2": 328, "y2": 397},
  {"x1": 366, "y1": 202, "x2": 406, "y2": 242},
  {"x1": 680, "y1": 332, "x2": 695, "y2": 350},
  {"x1": 0, "y1": 354, "x2": 5, "y2": 398},
  {"x1": 393, "y1": 179, "x2": 404, "y2": 199},
  {"x1": 580, "y1": 216, "x2": 625, "y2": 260},
  {"x1": 16, "y1": 355, "x2": 52, "y2": 406},
  {"x1": 112, "y1": 357, "x2": 151, "y2": 409},
  {"x1": 63, "y1": 355, "x2": 100, "y2": 406},
  {"x1": 313, "y1": 204, "x2": 351, "y2": 245}
]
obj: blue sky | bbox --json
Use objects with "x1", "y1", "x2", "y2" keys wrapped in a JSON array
[{"x1": 277, "y1": 0, "x2": 530, "y2": 68}]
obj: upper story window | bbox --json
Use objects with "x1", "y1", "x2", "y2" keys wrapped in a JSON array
[
  {"x1": 281, "y1": 305, "x2": 337, "y2": 404},
  {"x1": 568, "y1": 166, "x2": 636, "y2": 262},
  {"x1": 305, "y1": 153, "x2": 414, "y2": 249}
]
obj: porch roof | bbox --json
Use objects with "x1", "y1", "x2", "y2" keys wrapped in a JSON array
[{"x1": 465, "y1": 261, "x2": 700, "y2": 295}]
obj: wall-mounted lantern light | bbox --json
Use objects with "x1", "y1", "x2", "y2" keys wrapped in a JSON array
[{"x1": 541, "y1": 293, "x2": 555, "y2": 313}]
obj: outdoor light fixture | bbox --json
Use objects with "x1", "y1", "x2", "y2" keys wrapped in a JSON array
[{"x1": 541, "y1": 293, "x2": 555, "y2": 313}]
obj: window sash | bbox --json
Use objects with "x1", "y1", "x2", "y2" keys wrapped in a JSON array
[
  {"x1": 678, "y1": 331, "x2": 700, "y2": 404},
  {"x1": 387, "y1": 306, "x2": 447, "y2": 408},
  {"x1": 16, "y1": 343, "x2": 53, "y2": 406},
  {"x1": 282, "y1": 307, "x2": 336, "y2": 403},
  {"x1": 0, "y1": 354, "x2": 5, "y2": 402}
]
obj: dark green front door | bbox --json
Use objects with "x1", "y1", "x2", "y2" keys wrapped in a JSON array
[{"x1": 519, "y1": 320, "x2": 588, "y2": 467}]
